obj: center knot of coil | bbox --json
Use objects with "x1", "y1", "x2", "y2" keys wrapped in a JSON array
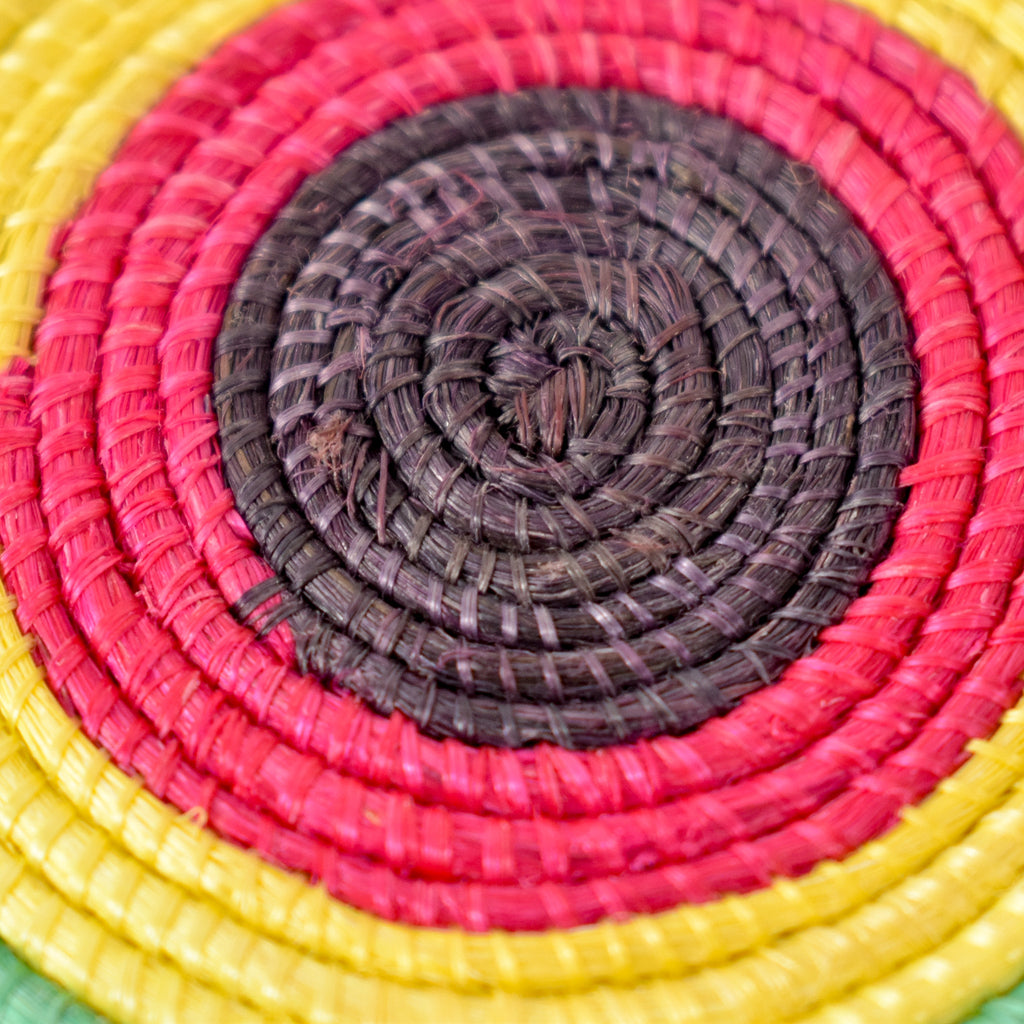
[{"x1": 485, "y1": 310, "x2": 617, "y2": 463}]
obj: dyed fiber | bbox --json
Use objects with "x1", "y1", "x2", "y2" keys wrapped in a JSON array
[{"x1": 0, "y1": 0, "x2": 1021, "y2": 1022}]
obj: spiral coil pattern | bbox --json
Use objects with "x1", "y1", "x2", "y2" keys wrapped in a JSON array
[
  {"x1": 0, "y1": 0, "x2": 1021, "y2": 1022},
  {"x1": 214, "y1": 89, "x2": 916, "y2": 748}
]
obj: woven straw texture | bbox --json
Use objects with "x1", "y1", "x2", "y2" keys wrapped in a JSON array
[{"x1": 0, "y1": 0, "x2": 1022, "y2": 1022}]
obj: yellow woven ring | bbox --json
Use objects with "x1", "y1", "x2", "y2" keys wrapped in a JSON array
[{"x1": 0, "y1": 0, "x2": 1022, "y2": 1022}]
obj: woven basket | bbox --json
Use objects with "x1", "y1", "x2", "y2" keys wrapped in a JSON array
[{"x1": 0, "y1": 0, "x2": 1023, "y2": 1021}]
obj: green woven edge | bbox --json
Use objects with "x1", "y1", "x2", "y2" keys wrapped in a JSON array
[
  {"x1": 971, "y1": 985, "x2": 1024, "y2": 1023},
  {"x1": 0, "y1": 942, "x2": 105, "y2": 1024}
]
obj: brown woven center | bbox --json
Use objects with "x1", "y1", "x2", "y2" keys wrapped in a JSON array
[{"x1": 214, "y1": 89, "x2": 917, "y2": 749}]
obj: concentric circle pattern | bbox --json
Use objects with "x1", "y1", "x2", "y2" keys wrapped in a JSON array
[
  {"x1": 0, "y1": 0, "x2": 1022, "y2": 1022},
  {"x1": 213, "y1": 88, "x2": 916, "y2": 748}
]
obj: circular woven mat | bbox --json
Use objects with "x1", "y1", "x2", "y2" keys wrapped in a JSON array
[{"x1": 0, "y1": 0, "x2": 1022, "y2": 1021}]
